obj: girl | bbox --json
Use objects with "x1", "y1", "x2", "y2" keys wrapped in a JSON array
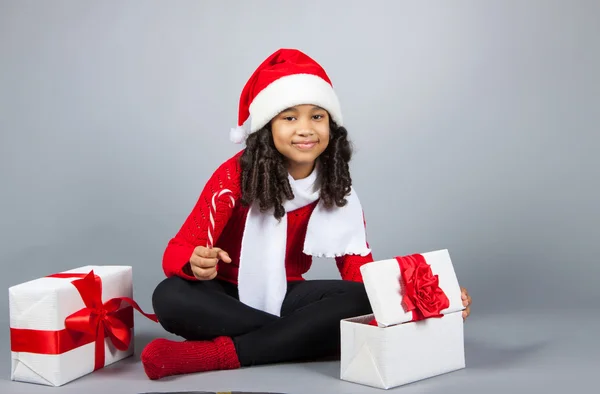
[{"x1": 141, "y1": 48, "x2": 472, "y2": 380}]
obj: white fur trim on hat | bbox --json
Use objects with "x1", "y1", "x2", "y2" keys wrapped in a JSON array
[{"x1": 248, "y1": 73, "x2": 343, "y2": 133}]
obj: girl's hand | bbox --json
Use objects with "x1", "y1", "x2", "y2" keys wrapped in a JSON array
[
  {"x1": 188, "y1": 245, "x2": 231, "y2": 280},
  {"x1": 461, "y1": 287, "x2": 472, "y2": 321}
]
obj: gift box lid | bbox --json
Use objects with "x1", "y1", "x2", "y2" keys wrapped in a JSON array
[{"x1": 359, "y1": 249, "x2": 464, "y2": 327}]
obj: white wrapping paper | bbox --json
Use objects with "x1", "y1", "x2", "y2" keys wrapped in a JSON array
[
  {"x1": 340, "y1": 311, "x2": 465, "y2": 389},
  {"x1": 340, "y1": 249, "x2": 466, "y2": 390},
  {"x1": 9, "y1": 266, "x2": 135, "y2": 387}
]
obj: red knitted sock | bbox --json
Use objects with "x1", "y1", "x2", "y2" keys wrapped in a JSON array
[{"x1": 140, "y1": 336, "x2": 240, "y2": 380}]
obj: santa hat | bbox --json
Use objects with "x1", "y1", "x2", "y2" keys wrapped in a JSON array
[{"x1": 230, "y1": 48, "x2": 343, "y2": 144}]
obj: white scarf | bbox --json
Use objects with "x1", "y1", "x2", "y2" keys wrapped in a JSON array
[{"x1": 237, "y1": 164, "x2": 371, "y2": 316}]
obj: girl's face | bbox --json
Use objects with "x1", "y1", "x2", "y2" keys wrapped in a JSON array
[{"x1": 270, "y1": 104, "x2": 330, "y2": 179}]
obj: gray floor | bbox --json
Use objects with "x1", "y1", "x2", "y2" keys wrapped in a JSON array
[{"x1": 2, "y1": 308, "x2": 597, "y2": 394}]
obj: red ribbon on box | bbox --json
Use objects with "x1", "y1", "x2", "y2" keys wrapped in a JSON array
[
  {"x1": 10, "y1": 270, "x2": 158, "y2": 371},
  {"x1": 369, "y1": 254, "x2": 450, "y2": 326},
  {"x1": 396, "y1": 254, "x2": 450, "y2": 321}
]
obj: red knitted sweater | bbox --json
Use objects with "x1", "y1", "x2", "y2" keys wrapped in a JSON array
[{"x1": 163, "y1": 150, "x2": 374, "y2": 284}]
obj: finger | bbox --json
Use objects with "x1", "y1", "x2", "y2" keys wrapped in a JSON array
[
  {"x1": 190, "y1": 255, "x2": 218, "y2": 268},
  {"x1": 206, "y1": 247, "x2": 223, "y2": 258},
  {"x1": 462, "y1": 293, "x2": 471, "y2": 306},
  {"x1": 205, "y1": 270, "x2": 218, "y2": 280},
  {"x1": 194, "y1": 246, "x2": 221, "y2": 258},
  {"x1": 204, "y1": 247, "x2": 226, "y2": 260},
  {"x1": 193, "y1": 246, "x2": 208, "y2": 258},
  {"x1": 191, "y1": 263, "x2": 214, "y2": 276},
  {"x1": 191, "y1": 266, "x2": 216, "y2": 280},
  {"x1": 198, "y1": 257, "x2": 219, "y2": 268},
  {"x1": 217, "y1": 250, "x2": 232, "y2": 263}
]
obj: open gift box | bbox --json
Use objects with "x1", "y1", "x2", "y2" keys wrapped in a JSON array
[
  {"x1": 340, "y1": 249, "x2": 466, "y2": 390},
  {"x1": 8, "y1": 265, "x2": 157, "y2": 386}
]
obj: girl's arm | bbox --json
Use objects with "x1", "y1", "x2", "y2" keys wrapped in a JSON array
[
  {"x1": 334, "y1": 213, "x2": 374, "y2": 282},
  {"x1": 335, "y1": 247, "x2": 374, "y2": 282},
  {"x1": 162, "y1": 153, "x2": 243, "y2": 280}
]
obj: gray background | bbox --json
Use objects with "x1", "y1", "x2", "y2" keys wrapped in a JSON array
[{"x1": 1, "y1": 0, "x2": 598, "y2": 393}]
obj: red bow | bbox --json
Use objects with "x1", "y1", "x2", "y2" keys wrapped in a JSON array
[
  {"x1": 368, "y1": 254, "x2": 450, "y2": 327},
  {"x1": 10, "y1": 270, "x2": 158, "y2": 371},
  {"x1": 395, "y1": 254, "x2": 450, "y2": 321}
]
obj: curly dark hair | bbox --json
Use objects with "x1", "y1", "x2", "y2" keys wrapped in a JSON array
[{"x1": 239, "y1": 118, "x2": 353, "y2": 220}]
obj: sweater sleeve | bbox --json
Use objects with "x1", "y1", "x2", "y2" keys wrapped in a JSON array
[
  {"x1": 335, "y1": 248, "x2": 374, "y2": 282},
  {"x1": 162, "y1": 153, "x2": 243, "y2": 280},
  {"x1": 334, "y1": 211, "x2": 375, "y2": 282}
]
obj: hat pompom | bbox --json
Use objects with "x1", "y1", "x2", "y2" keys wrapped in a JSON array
[{"x1": 229, "y1": 125, "x2": 247, "y2": 144}]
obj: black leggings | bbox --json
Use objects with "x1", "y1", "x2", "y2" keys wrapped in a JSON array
[{"x1": 151, "y1": 276, "x2": 373, "y2": 367}]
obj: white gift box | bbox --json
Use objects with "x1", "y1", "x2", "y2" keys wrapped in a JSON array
[
  {"x1": 340, "y1": 249, "x2": 466, "y2": 390},
  {"x1": 8, "y1": 265, "x2": 149, "y2": 387}
]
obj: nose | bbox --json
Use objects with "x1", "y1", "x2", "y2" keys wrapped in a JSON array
[
  {"x1": 296, "y1": 128, "x2": 313, "y2": 136},
  {"x1": 295, "y1": 115, "x2": 314, "y2": 134},
  {"x1": 296, "y1": 121, "x2": 314, "y2": 135}
]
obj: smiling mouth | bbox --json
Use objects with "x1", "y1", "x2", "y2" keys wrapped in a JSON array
[{"x1": 293, "y1": 141, "x2": 318, "y2": 150}]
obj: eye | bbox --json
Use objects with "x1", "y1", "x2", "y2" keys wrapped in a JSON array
[
  {"x1": 313, "y1": 114, "x2": 324, "y2": 120},
  {"x1": 283, "y1": 116, "x2": 296, "y2": 121}
]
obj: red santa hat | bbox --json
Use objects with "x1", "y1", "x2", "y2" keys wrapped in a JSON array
[{"x1": 230, "y1": 48, "x2": 344, "y2": 144}]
